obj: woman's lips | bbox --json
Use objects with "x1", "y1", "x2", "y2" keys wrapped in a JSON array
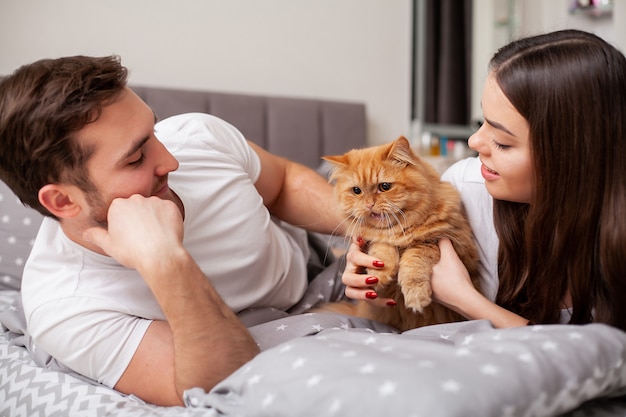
[{"x1": 480, "y1": 163, "x2": 500, "y2": 181}]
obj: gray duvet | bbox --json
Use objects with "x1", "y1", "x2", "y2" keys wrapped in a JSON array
[{"x1": 2, "y1": 261, "x2": 626, "y2": 417}]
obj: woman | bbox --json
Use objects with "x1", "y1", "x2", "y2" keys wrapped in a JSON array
[{"x1": 343, "y1": 29, "x2": 626, "y2": 331}]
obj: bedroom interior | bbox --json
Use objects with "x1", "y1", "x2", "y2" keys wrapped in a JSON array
[{"x1": 1, "y1": 1, "x2": 626, "y2": 416}]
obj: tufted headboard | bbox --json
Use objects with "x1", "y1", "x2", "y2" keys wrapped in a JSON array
[{"x1": 0, "y1": 85, "x2": 367, "y2": 291}]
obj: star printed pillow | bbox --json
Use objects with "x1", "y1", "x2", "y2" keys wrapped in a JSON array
[
  {"x1": 184, "y1": 318, "x2": 626, "y2": 417},
  {"x1": 0, "y1": 181, "x2": 43, "y2": 291}
]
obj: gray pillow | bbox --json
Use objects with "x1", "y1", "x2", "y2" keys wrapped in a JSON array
[{"x1": 0, "y1": 181, "x2": 43, "y2": 290}]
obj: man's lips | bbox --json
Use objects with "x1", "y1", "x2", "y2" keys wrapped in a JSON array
[{"x1": 154, "y1": 180, "x2": 169, "y2": 197}]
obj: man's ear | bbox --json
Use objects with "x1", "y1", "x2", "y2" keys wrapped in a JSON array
[{"x1": 38, "y1": 184, "x2": 83, "y2": 219}]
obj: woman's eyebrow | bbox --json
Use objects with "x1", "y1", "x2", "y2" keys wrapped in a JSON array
[{"x1": 484, "y1": 116, "x2": 516, "y2": 137}]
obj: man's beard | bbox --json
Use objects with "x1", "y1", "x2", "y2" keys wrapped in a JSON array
[
  {"x1": 82, "y1": 176, "x2": 171, "y2": 229},
  {"x1": 85, "y1": 189, "x2": 110, "y2": 228}
]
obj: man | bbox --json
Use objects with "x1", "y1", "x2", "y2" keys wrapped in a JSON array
[{"x1": 0, "y1": 56, "x2": 344, "y2": 405}]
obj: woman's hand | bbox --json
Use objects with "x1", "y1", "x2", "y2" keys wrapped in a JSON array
[
  {"x1": 432, "y1": 238, "x2": 530, "y2": 328},
  {"x1": 342, "y1": 237, "x2": 396, "y2": 307},
  {"x1": 430, "y1": 238, "x2": 478, "y2": 315}
]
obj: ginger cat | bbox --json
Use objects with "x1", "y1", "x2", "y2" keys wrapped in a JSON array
[{"x1": 319, "y1": 136, "x2": 481, "y2": 331}]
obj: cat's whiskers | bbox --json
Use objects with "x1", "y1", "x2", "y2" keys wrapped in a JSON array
[
  {"x1": 384, "y1": 203, "x2": 411, "y2": 241},
  {"x1": 329, "y1": 216, "x2": 357, "y2": 254},
  {"x1": 383, "y1": 212, "x2": 396, "y2": 240},
  {"x1": 346, "y1": 210, "x2": 365, "y2": 241}
]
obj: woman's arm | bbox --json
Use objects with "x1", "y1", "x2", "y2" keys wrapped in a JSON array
[
  {"x1": 431, "y1": 238, "x2": 529, "y2": 328},
  {"x1": 341, "y1": 237, "x2": 529, "y2": 328}
]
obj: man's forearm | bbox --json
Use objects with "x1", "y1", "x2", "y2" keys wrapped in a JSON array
[{"x1": 141, "y1": 248, "x2": 259, "y2": 400}]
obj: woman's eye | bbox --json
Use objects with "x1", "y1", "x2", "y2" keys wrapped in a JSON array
[
  {"x1": 352, "y1": 187, "x2": 362, "y2": 195},
  {"x1": 378, "y1": 182, "x2": 392, "y2": 192},
  {"x1": 491, "y1": 140, "x2": 511, "y2": 150}
]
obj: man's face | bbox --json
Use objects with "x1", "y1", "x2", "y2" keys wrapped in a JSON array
[{"x1": 74, "y1": 88, "x2": 180, "y2": 226}]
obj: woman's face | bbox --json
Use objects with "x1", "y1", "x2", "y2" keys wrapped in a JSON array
[{"x1": 468, "y1": 73, "x2": 533, "y2": 204}]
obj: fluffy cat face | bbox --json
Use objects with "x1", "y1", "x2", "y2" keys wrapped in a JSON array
[{"x1": 324, "y1": 136, "x2": 440, "y2": 235}]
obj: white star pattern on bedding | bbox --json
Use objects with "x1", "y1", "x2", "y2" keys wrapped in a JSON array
[
  {"x1": 2, "y1": 285, "x2": 626, "y2": 416},
  {"x1": 180, "y1": 318, "x2": 626, "y2": 417},
  {"x1": 0, "y1": 185, "x2": 44, "y2": 291}
]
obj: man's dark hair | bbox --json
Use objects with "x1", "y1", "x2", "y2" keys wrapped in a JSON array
[{"x1": 0, "y1": 55, "x2": 129, "y2": 217}]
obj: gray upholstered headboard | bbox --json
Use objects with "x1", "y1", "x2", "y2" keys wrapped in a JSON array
[{"x1": 132, "y1": 85, "x2": 367, "y2": 169}]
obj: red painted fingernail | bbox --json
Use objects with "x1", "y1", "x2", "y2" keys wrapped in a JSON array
[
  {"x1": 365, "y1": 291, "x2": 378, "y2": 300},
  {"x1": 386, "y1": 300, "x2": 397, "y2": 307},
  {"x1": 372, "y1": 260, "x2": 384, "y2": 268},
  {"x1": 365, "y1": 276, "x2": 378, "y2": 285}
]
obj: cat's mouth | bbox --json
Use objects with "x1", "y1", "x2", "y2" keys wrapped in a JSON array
[{"x1": 366, "y1": 211, "x2": 394, "y2": 229}]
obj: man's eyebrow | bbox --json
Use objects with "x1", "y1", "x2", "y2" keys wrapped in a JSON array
[
  {"x1": 120, "y1": 112, "x2": 158, "y2": 162},
  {"x1": 484, "y1": 116, "x2": 516, "y2": 137},
  {"x1": 121, "y1": 136, "x2": 150, "y2": 161}
]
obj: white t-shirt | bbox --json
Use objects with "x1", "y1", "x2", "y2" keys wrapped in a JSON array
[
  {"x1": 21, "y1": 113, "x2": 310, "y2": 387},
  {"x1": 441, "y1": 157, "x2": 500, "y2": 302}
]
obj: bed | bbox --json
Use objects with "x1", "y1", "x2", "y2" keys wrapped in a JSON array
[{"x1": 2, "y1": 85, "x2": 626, "y2": 417}]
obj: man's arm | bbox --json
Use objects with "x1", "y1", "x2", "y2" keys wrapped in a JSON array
[
  {"x1": 83, "y1": 195, "x2": 259, "y2": 406},
  {"x1": 248, "y1": 141, "x2": 345, "y2": 235}
]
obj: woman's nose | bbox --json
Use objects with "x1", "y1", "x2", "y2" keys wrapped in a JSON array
[{"x1": 467, "y1": 126, "x2": 487, "y2": 154}]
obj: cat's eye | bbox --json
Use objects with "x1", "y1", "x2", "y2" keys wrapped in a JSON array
[
  {"x1": 378, "y1": 182, "x2": 392, "y2": 192},
  {"x1": 352, "y1": 187, "x2": 362, "y2": 195}
]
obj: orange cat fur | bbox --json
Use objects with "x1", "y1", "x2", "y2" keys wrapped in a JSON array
[{"x1": 319, "y1": 136, "x2": 481, "y2": 331}]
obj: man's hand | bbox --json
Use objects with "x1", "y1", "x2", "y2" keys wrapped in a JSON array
[{"x1": 83, "y1": 195, "x2": 184, "y2": 277}]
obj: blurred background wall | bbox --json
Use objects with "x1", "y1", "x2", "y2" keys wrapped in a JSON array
[{"x1": 1, "y1": 0, "x2": 623, "y2": 147}]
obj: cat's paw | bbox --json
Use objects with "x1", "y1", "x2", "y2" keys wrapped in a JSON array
[
  {"x1": 402, "y1": 285, "x2": 432, "y2": 313},
  {"x1": 367, "y1": 269, "x2": 396, "y2": 286}
]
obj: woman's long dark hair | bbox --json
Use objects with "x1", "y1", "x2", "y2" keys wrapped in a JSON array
[{"x1": 491, "y1": 30, "x2": 626, "y2": 330}]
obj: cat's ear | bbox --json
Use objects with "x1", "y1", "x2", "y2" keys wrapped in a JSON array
[
  {"x1": 322, "y1": 154, "x2": 349, "y2": 166},
  {"x1": 388, "y1": 136, "x2": 416, "y2": 166}
]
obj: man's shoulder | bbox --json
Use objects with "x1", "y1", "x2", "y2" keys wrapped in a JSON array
[
  {"x1": 155, "y1": 112, "x2": 248, "y2": 157},
  {"x1": 155, "y1": 112, "x2": 223, "y2": 130},
  {"x1": 155, "y1": 113, "x2": 235, "y2": 141}
]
